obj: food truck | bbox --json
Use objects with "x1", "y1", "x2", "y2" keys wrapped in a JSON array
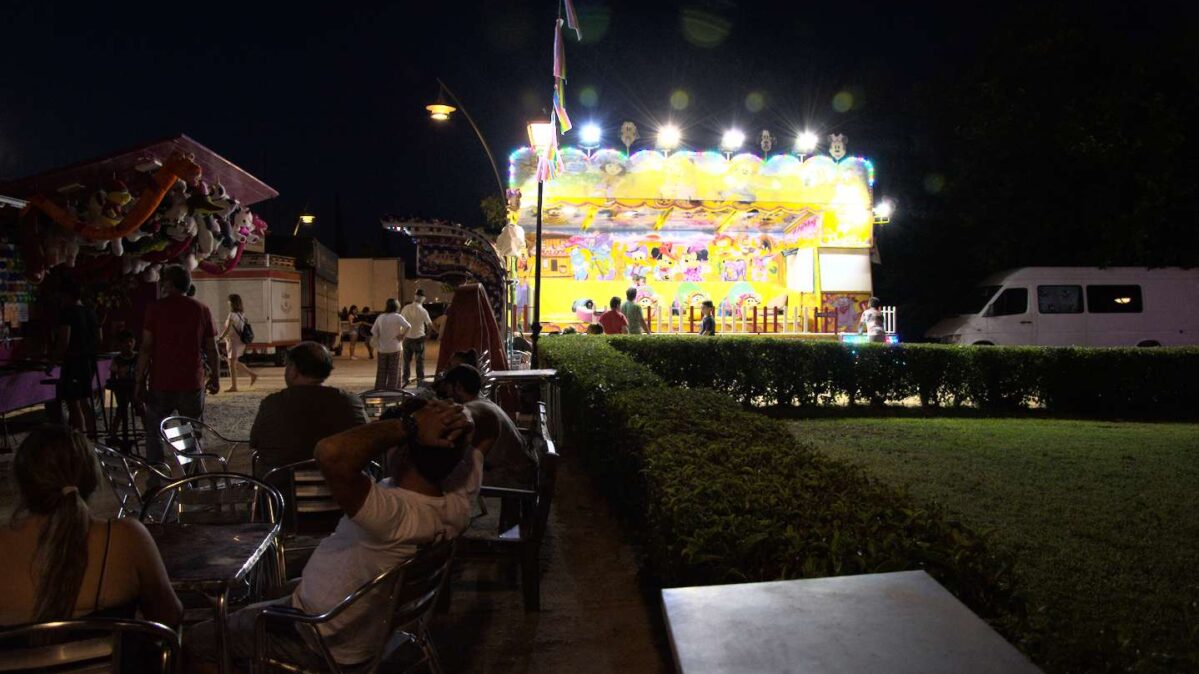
[{"x1": 506, "y1": 141, "x2": 890, "y2": 335}]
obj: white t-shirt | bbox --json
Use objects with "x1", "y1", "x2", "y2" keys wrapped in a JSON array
[
  {"x1": 225, "y1": 312, "x2": 246, "y2": 346},
  {"x1": 399, "y1": 302, "x2": 432, "y2": 339},
  {"x1": 370, "y1": 312, "x2": 411, "y2": 354},
  {"x1": 860, "y1": 307, "x2": 885, "y2": 335},
  {"x1": 292, "y1": 449, "x2": 483, "y2": 664}
]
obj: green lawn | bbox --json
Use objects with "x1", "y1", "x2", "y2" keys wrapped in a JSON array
[{"x1": 790, "y1": 417, "x2": 1199, "y2": 670}]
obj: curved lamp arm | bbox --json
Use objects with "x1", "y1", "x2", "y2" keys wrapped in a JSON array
[{"x1": 438, "y1": 79, "x2": 506, "y2": 201}]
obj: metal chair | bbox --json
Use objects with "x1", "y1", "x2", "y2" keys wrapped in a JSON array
[
  {"x1": 140, "y1": 472, "x2": 286, "y2": 599},
  {"x1": 261, "y1": 458, "x2": 343, "y2": 579},
  {"x1": 454, "y1": 403, "x2": 559, "y2": 611},
  {"x1": 0, "y1": 617, "x2": 181, "y2": 673},
  {"x1": 254, "y1": 540, "x2": 456, "y2": 674},
  {"x1": 159, "y1": 416, "x2": 246, "y2": 475},
  {"x1": 93, "y1": 443, "x2": 174, "y2": 520}
]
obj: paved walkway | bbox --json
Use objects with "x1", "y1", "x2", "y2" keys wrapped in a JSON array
[{"x1": 1, "y1": 346, "x2": 670, "y2": 673}]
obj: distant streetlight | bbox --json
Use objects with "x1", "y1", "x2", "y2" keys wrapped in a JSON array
[
  {"x1": 721, "y1": 128, "x2": 745, "y2": 157},
  {"x1": 580, "y1": 123, "x2": 602, "y2": 155},
  {"x1": 292, "y1": 209, "x2": 316, "y2": 236},
  {"x1": 874, "y1": 199, "x2": 894, "y2": 224},
  {"x1": 796, "y1": 130, "x2": 819, "y2": 160},
  {"x1": 425, "y1": 79, "x2": 505, "y2": 200},
  {"x1": 657, "y1": 124, "x2": 682, "y2": 152}
]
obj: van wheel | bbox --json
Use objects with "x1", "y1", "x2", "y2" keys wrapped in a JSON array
[{"x1": 1136, "y1": 341, "x2": 1161, "y2": 347}]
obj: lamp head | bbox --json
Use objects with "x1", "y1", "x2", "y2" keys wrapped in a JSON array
[
  {"x1": 426, "y1": 103, "x2": 456, "y2": 122},
  {"x1": 527, "y1": 121, "x2": 555, "y2": 152},
  {"x1": 721, "y1": 128, "x2": 745, "y2": 152},
  {"x1": 796, "y1": 130, "x2": 819, "y2": 154},
  {"x1": 657, "y1": 124, "x2": 682, "y2": 150}
]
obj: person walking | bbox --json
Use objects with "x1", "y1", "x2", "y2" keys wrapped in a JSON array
[
  {"x1": 134, "y1": 265, "x2": 220, "y2": 471},
  {"x1": 216, "y1": 293, "x2": 258, "y2": 391},
  {"x1": 370, "y1": 298, "x2": 410, "y2": 390},
  {"x1": 620, "y1": 287, "x2": 648, "y2": 334},
  {"x1": 599, "y1": 297, "x2": 629, "y2": 334},
  {"x1": 399, "y1": 289, "x2": 433, "y2": 387}
]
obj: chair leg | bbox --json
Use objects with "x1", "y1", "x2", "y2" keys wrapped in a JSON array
[
  {"x1": 521, "y1": 547, "x2": 540, "y2": 612},
  {"x1": 418, "y1": 627, "x2": 444, "y2": 674}
]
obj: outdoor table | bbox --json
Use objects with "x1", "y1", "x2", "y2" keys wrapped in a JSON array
[
  {"x1": 484, "y1": 368, "x2": 560, "y2": 445},
  {"x1": 661, "y1": 570, "x2": 1041, "y2": 674},
  {"x1": 148, "y1": 522, "x2": 280, "y2": 674}
]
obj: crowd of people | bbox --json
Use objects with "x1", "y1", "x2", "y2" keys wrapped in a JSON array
[{"x1": 7, "y1": 264, "x2": 539, "y2": 671}]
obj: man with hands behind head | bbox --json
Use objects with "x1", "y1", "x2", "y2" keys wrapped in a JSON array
[{"x1": 186, "y1": 399, "x2": 484, "y2": 673}]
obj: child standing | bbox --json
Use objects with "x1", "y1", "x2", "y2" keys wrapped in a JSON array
[
  {"x1": 106, "y1": 329, "x2": 139, "y2": 449},
  {"x1": 699, "y1": 300, "x2": 716, "y2": 336}
]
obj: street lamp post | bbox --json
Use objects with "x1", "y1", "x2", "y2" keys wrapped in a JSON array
[
  {"x1": 526, "y1": 121, "x2": 555, "y2": 368},
  {"x1": 427, "y1": 79, "x2": 506, "y2": 201},
  {"x1": 292, "y1": 210, "x2": 316, "y2": 236}
]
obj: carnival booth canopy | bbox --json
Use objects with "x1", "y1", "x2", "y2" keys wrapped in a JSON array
[
  {"x1": 1, "y1": 134, "x2": 277, "y2": 283},
  {"x1": 507, "y1": 144, "x2": 880, "y2": 331}
]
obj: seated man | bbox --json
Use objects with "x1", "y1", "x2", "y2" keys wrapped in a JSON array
[
  {"x1": 186, "y1": 399, "x2": 481, "y2": 673},
  {"x1": 250, "y1": 342, "x2": 369, "y2": 473},
  {"x1": 442, "y1": 364, "x2": 538, "y2": 490}
]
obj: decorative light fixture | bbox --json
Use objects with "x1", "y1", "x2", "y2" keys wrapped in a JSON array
[
  {"x1": 873, "y1": 199, "x2": 894, "y2": 224},
  {"x1": 796, "y1": 130, "x2": 819, "y2": 155},
  {"x1": 527, "y1": 121, "x2": 555, "y2": 152},
  {"x1": 721, "y1": 128, "x2": 745, "y2": 158},
  {"x1": 657, "y1": 124, "x2": 682, "y2": 152},
  {"x1": 426, "y1": 102, "x2": 456, "y2": 121},
  {"x1": 580, "y1": 123, "x2": 602, "y2": 147},
  {"x1": 620, "y1": 121, "x2": 639, "y2": 155}
]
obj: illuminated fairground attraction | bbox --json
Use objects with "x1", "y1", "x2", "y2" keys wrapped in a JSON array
[{"x1": 505, "y1": 131, "x2": 896, "y2": 339}]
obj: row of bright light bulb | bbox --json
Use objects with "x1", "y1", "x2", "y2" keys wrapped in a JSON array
[{"x1": 577, "y1": 123, "x2": 822, "y2": 153}]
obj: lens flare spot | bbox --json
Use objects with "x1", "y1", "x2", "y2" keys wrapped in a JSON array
[
  {"x1": 924, "y1": 173, "x2": 946, "y2": 194},
  {"x1": 579, "y1": 86, "x2": 599, "y2": 108},
  {"x1": 745, "y1": 92, "x2": 765, "y2": 113},
  {"x1": 680, "y1": 8, "x2": 731, "y2": 48},
  {"x1": 670, "y1": 89, "x2": 690, "y2": 111},
  {"x1": 832, "y1": 91, "x2": 854, "y2": 113}
]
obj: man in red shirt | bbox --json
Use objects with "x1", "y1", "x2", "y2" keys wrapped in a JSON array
[
  {"x1": 598, "y1": 296, "x2": 629, "y2": 335},
  {"x1": 134, "y1": 265, "x2": 220, "y2": 466}
]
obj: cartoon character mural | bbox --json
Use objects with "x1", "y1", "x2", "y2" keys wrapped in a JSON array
[
  {"x1": 823, "y1": 292, "x2": 870, "y2": 331},
  {"x1": 721, "y1": 282, "x2": 762, "y2": 318}
]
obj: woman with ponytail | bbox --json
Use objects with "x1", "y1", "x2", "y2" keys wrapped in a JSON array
[{"x1": 0, "y1": 425, "x2": 182, "y2": 627}]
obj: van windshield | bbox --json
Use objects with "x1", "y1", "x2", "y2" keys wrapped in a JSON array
[{"x1": 955, "y1": 285, "x2": 1001, "y2": 315}]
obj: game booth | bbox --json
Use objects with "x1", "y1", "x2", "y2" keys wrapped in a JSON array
[
  {"x1": 0, "y1": 135, "x2": 276, "y2": 449},
  {"x1": 505, "y1": 138, "x2": 895, "y2": 338}
]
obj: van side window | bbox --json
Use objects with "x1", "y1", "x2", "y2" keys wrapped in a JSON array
[
  {"x1": 1037, "y1": 285, "x2": 1083, "y2": 314},
  {"x1": 1086, "y1": 285, "x2": 1143, "y2": 313},
  {"x1": 986, "y1": 287, "x2": 1028, "y2": 317}
]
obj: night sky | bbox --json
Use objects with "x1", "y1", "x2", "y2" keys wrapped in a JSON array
[{"x1": 1, "y1": 1, "x2": 1191, "y2": 277}]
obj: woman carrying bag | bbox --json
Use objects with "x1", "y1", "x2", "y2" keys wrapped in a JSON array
[{"x1": 216, "y1": 293, "x2": 258, "y2": 391}]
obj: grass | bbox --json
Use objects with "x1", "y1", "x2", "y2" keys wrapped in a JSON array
[{"x1": 790, "y1": 417, "x2": 1199, "y2": 669}]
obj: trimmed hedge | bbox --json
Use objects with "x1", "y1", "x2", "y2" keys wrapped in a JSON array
[
  {"x1": 538, "y1": 336, "x2": 1044, "y2": 666},
  {"x1": 608, "y1": 336, "x2": 1199, "y2": 419}
]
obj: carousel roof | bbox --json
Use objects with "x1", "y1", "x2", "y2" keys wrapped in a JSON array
[{"x1": 0, "y1": 134, "x2": 277, "y2": 206}]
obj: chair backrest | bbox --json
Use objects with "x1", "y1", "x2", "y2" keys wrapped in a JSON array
[
  {"x1": 391, "y1": 539, "x2": 456, "y2": 631},
  {"x1": 139, "y1": 473, "x2": 284, "y2": 526},
  {"x1": 261, "y1": 459, "x2": 342, "y2": 535},
  {"x1": 0, "y1": 618, "x2": 180, "y2": 674},
  {"x1": 158, "y1": 417, "x2": 204, "y2": 468},
  {"x1": 93, "y1": 444, "x2": 146, "y2": 519},
  {"x1": 528, "y1": 405, "x2": 560, "y2": 543}
]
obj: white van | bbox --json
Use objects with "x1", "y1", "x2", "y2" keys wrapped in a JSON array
[{"x1": 926, "y1": 267, "x2": 1199, "y2": 347}]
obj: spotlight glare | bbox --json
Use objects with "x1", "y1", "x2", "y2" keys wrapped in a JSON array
[
  {"x1": 580, "y1": 123, "x2": 602, "y2": 147},
  {"x1": 796, "y1": 131, "x2": 819, "y2": 153},
  {"x1": 875, "y1": 200, "x2": 894, "y2": 220},
  {"x1": 721, "y1": 128, "x2": 745, "y2": 152},
  {"x1": 658, "y1": 124, "x2": 682, "y2": 150}
]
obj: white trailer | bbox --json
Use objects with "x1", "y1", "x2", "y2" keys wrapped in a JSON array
[
  {"x1": 192, "y1": 254, "x2": 303, "y2": 364},
  {"x1": 926, "y1": 267, "x2": 1199, "y2": 347}
]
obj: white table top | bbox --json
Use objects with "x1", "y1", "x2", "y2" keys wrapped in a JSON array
[{"x1": 661, "y1": 570, "x2": 1040, "y2": 674}]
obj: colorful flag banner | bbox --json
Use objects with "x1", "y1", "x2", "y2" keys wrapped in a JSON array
[
  {"x1": 553, "y1": 19, "x2": 566, "y2": 79},
  {"x1": 564, "y1": 0, "x2": 582, "y2": 40},
  {"x1": 554, "y1": 80, "x2": 572, "y2": 134}
]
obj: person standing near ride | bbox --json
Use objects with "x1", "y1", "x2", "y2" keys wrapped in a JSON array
[
  {"x1": 858, "y1": 297, "x2": 887, "y2": 343},
  {"x1": 620, "y1": 287, "x2": 648, "y2": 334},
  {"x1": 399, "y1": 289, "x2": 433, "y2": 387},
  {"x1": 698, "y1": 300, "x2": 717, "y2": 336},
  {"x1": 370, "y1": 298, "x2": 410, "y2": 390}
]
